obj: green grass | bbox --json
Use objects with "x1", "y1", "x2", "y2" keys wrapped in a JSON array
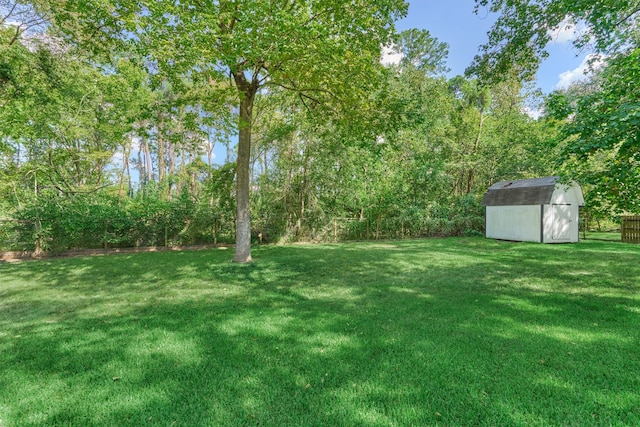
[
  {"x1": 583, "y1": 231, "x2": 622, "y2": 241},
  {"x1": 1, "y1": 237, "x2": 639, "y2": 426}
]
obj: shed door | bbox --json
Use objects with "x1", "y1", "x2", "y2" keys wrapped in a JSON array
[{"x1": 551, "y1": 204, "x2": 572, "y2": 240}]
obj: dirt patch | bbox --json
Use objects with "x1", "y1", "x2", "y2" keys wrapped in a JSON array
[{"x1": 0, "y1": 244, "x2": 234, "y2": 263}]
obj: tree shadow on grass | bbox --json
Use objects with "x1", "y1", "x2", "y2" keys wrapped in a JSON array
[{"x1": 1, "y1": 238, "x2": 639, "y2": 426}]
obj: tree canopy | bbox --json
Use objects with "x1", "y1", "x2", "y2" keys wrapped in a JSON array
[
  {"x1": 470, "y1": 0, "x2": 640, "y2": 82},
  {"x1": 1, "y1": 0, "x2": 638, "y2": 255},
  {"x1": 37, "y1": 0, "x2": 408, "y2": 262},
  {"x1": 472, "y1": 0, "x2": 640, "y2": 217}
]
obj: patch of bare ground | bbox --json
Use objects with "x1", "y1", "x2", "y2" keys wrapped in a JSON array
[{"x1": 0, "y1": 244, "x2": 233, "y2": 262}]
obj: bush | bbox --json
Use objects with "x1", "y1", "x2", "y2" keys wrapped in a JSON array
[
  {"x1": 1, "y1": 188, "x2": 486, "y2": 252},
  {"x1": 7, "y1": 189, "x2": 236, "y2": 253}
]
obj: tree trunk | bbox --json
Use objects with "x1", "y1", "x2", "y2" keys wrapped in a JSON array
[
  {"x1": 466, "y1": 110, "x2": 486, "y2": 193},
  {"x1": 143, "y1": 137, "x2": 153, "y2": 184},
  {"x1": 167, "y1": 140, "x2": 176, "y2": 200},
  {"x1": 299, "y1": 142, "x2": 310, "y2": 238},
  {"x1": 207, "y1": 129, "x2": 215, "y2": 176},
  {"x1": 233, "y1": 72, "x2": 257, "y2": 263},
  {"x1": 117, "y1": 143, "x2": 129, "y2": 198},
  {"x1": 465, "y1": 98, "x2": 487, "y2": 194}
]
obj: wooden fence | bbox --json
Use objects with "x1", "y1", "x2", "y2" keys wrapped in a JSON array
[{"x1": 621, "y1": 215, "x2": 640, "y2": 243}]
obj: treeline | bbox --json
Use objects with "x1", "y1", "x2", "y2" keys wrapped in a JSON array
[
  {"x1": 0, "y1": 13, "x2": 555, "y2": 252},
  {"x1": 0, "y1": 189, "x2": 485, "y2": 253},
  {"x1": 3, "y1": 2, "x2": 634, "y2": 253}
]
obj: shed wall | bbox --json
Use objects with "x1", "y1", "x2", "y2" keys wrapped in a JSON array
[
  {"x1": 542, "y1": 204, "x2": 580, "y2": 243},
  {"x1": 486, "y1": 205, "x2": 542, "y2": 242},
  {"x1": 549, "y1": 183, "x2": 585, "y2": 205},
  {"x1": 541, "y1": 186, "x2": 582, "y2": 243}
]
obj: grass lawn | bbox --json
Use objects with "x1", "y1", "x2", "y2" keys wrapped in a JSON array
[
  {"x1": 583, "y1": 231, "x2": 622, "y2": 242},
  {"x1": 1, "y1": 237, "x2": 639, "y2": 426}
]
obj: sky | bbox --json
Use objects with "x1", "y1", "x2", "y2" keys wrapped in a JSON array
[{"x1": 395, "y1": 0, "x2": 593, "y2": 93}]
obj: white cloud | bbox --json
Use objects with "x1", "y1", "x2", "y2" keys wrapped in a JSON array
[
  {"x1": 3, "y1": 20, "x2": 22, "y2": 27},
  {"x1": 381, "y1": 45, "x2": 403, "y2": 66},
  {"x1": 555, "y1": 54, "x2": 605, "y2": 90},
  {"x1": 522, "y1": 107, "x2": 543, "y2": 120},
  {"x1": 548, "y1": 18, "x2": 587, "y2": 45}
]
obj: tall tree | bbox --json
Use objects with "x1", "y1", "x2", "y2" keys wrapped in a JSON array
[
  {"x1": 43, "y1": 0, "x2": 408, "y2": 262},
  {"x1": 392, "y1": 28, "x2": 449, "y2": 75},
  {"x1": 546, "y1": 48, "x2": 640, "y2": 214},
  {"x1": 446, "y1": 76, "x2": 492, "y2": 195},
  {"x1": 469, "y1": 0, "x2": 640, "y2": 82}
]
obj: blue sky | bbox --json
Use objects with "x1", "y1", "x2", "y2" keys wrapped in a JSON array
[{"x1": 396, "y1": 0, "x2": 592, "y2": 93}]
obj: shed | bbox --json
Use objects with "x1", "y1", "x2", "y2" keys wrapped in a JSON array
[{"x1": 482, "y1": 176, "x2": 585, "y2": 243}]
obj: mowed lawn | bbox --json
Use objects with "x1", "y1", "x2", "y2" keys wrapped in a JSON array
[{"x1": 1, "y1": 237, "x2": 639, "y2": 426}]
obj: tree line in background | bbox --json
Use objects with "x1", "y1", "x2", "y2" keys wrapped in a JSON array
[{"x1": 1, "y1": 0, "x2": 638, "y2": 255}]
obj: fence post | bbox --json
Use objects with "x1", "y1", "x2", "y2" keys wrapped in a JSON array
[
  {"x1": 34, "y1": 220, "x2": 42, "y2": 255},
  {"x1": 164, "y1": 223, "x2": 168, "y2": 247}
]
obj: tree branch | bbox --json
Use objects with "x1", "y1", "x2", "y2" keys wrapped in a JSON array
[
  {"x1": 266, "y1": 80, "x2": 342, "y2": 106},
  {"x1": 0, "y1": 1, "x2": 19, "y2": 26},
  {"x1": 616, "y1": 5, "x2": 640, "y2": 27}
]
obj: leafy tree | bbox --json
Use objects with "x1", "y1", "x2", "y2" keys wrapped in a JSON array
[
  {"x1": 0, "y1": 17, "x2": 159, "y2": 225},
  {"x1": 391, "y1": 28, "x2": 449, "y2": 75},
  {"x1": 470, "y1": 0, "x2": 640, "y2": 82},
  {"x1": 547, "y1": 48, "x2": 640, "y2": 214},
  {"x1": 42, "y1": 0, "x2": 408, "y2": 262},
  {"x1": 445, "y1": 76, "x2": 492, "y2": 195},
  {"x1": 376, "y1": 29, "x2": 452, "y2": 210},
  {"x1": 5, "y1": 49, "x2": 143, "y2": 195}
]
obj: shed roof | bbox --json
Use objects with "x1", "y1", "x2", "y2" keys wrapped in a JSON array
[{"x1": 482, "y1": 176, "x2": 561, "y2": 206}]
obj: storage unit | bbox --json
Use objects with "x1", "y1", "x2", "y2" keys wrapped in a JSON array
[{"x1": 482, "y1": 176, "x2": 585, "y2": 243}]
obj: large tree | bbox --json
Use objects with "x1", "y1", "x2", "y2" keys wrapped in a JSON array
[
  {"x1": 42, "y1": 0, "x2": 408, "y2": 262},
  {"x1": 469, "y1": 0, "x2": 640, "y2": 82},
  {"x1": 546, "y1": 48, "x2": 640, "y2": 214}
]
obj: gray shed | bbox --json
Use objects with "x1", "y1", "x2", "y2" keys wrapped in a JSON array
[{"x1": 482, "y1": 176, "x2": 585, "y2": 243}]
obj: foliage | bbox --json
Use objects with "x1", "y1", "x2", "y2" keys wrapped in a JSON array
[
  {"x1": 1, "y1": 238, "x2": 639, "y2": 425},
  {"x1": 391, "y1": 28, "x2": 450, "y2": 75},
  {"x1": 471, "y1": 0, "x2": 640, "y2": 219},
  {"x1": 1, "y1": 1, "x2": 595, "y2": 254},
  {"x1": 544, "y1": 48, "x2": 640, "y2": 215},
  {"x1": 0, "y1": 28, "x2": 153, "y2": 198},
  {"x1": 39, "y1": 0, "x2": 409, "y2": 262},
  {"x1": 1, "y1": 187, "x2": 235, "y2": 252},
  {"x1": 470, "y1": 0, "x2": 640, "y2": 82}
]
